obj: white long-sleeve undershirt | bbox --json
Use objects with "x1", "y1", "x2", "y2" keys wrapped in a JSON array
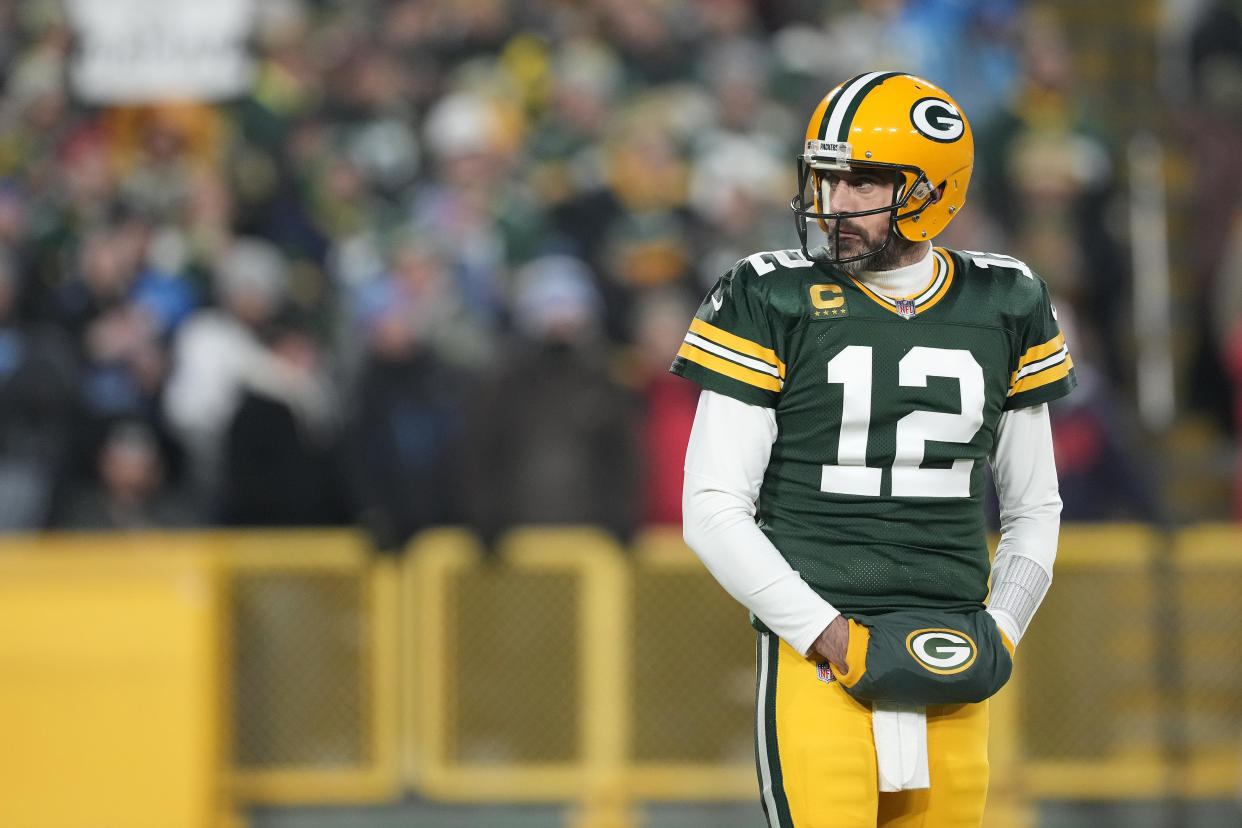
[
  {"x1": 681, "y1": 389, "x2": 1062, "y2": 655},
  {"x1": 986, "y1": 403, "x2": 1061, "y2": 643},
  {"x1": 681, "y1": 392, "x2": 838, "y2": 657}
]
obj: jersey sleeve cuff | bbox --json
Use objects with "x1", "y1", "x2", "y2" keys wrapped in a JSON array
[
  {"x1": 670, "y1": 357, "x2": 778, "y2": 408},
  {"x1": 1004, "y1": 371, "x2": 1077, "y2": 411}
]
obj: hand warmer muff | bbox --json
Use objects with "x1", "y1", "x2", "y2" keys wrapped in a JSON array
[{"x1": 835, "y1": 609, "x2": 1015, "y2": 705}]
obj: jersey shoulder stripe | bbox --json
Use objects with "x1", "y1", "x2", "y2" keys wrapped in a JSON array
[
  {"x1": 1009, "y1": 335, "x2": 1073, "y2": 397},
  {"x1": 1012, "y1": 331, "x2": 1072, "y2": 399},
  {"x1": 689, "y1": 318, "x2": 786, "y2": 378},
  {"x1": 669, "y1": 255, "x2": 797, "y2": 408},
  {"x1": 676, "y1": 318, "x2": 785, "y2": 393},
  {"x1": 676, "y1": 342, "x2": 782, "y2": 392},
  {"x1": 1015, "y1": 332, "x2": 1067, "y2": 369}
]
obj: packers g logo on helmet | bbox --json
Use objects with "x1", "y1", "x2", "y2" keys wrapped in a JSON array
[
  {"x1": 791, "y1": 71, "x2": 974, "y2": 263},
  {"x1": 905, "y1": 628, "x2": 978, "y2": 675},
  {"x1": 910, "y1": 97, "x2": 965, "y2": 143}
]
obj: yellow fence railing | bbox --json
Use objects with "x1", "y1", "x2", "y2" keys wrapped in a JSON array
[
  {"x1": 407, "y1": 527, "x2": 630, "y2": 801},
  {"x1": 0, "y1": 524, "x2": 1239, "y2": 828},
  {"x1": 215, "y1": 530, "x2": 401, "y2": 805},
  {"x1": 1006, "y1": 525, "x2": 1165, "y2": 799},
  {"x1": 0, "y1": 535, "x2": 226, "y2": 828}
]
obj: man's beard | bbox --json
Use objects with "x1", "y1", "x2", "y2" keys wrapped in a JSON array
[{"x1": 832, "y1": 222, "x2": 919, "y2": 275}]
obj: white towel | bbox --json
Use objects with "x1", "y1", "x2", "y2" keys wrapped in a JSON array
[{"x1": 872, "y1": 702, "x2": 930, "y2": 792}]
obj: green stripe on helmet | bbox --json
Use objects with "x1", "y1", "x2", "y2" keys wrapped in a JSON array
[{"x1": 819, "y1": 70, "x2": 902, "y2": 143}]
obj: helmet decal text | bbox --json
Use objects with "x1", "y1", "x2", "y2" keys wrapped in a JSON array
[{"x1": 910, "y1": 98, "x2": 964, "y2": 143}]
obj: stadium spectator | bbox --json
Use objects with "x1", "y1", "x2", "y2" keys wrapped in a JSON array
[
  {"x1": 1210, "y1": 213, "x2": 1242, "y2": 519},
  {"x1": 343, "y1": 235, "x2": 469, "y2": 551},
  {"x1": 462, "y1": 253, "x2": 639, "y2": 545},
  {"x1": 54, "y1": 418, "x2": 199, "y2": 530},
  {"x1": 0, "y1": 246, "x2": 77, "y2": 530},
  {"x1": 1226, "y1": 325, "x2": 1242, "y2": 519},
  {"x1": 57, "y1": 217, "x2": 197, "y2": 487},
  {"x1": 216, "y1": 318, "x2": 349, "y2": 527},
  {"x1": 411, "y1": 90, "x2": 536, "y2": 335},
  {"x1": 1046, "y1": 304, "x2": 1164, "y2": 522},
  {"x1": 1178, "y1": 1, "x2": 1242, "y2": 445},
  {"x1": 627, "y1": 286, "x2": 699, "y2": 527},
  {"x1": 974, "y1": 7, "x2": 1129, "y2": 384},
  {"x1": 162, "y1": 237, "x2": 324, "y2": 508}
]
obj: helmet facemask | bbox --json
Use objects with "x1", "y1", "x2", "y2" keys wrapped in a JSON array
[{"x1": 792, "y1": 144, "x2": 936, "y2": 267}]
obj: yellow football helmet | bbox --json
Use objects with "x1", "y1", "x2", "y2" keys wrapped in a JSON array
[{"x1": 792, "y1": 71, "x2": 974, "y2": 264}]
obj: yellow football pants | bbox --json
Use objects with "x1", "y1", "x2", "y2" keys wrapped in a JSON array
[{"x1": 754, "y1": 633, "x2": 990, "y2": 828}]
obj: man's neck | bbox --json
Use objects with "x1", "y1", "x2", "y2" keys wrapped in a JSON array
[
  {"x1": 858, "y1": 243, "x2": 934, "y2": 298},
  {"x1": 887, "y1": 240, "x2": 933, "y2": 270}
]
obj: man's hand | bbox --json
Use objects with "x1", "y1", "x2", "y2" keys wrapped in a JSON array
[{"x1": 810, "y1": 615, "x2": 851, "y2": 675}]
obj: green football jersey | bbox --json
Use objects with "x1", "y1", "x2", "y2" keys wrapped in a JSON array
[{"x1": 671, "y1": 246, "x2": 1076, "y2": 618}]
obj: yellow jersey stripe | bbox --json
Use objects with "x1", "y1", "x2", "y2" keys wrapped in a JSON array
[
  {"x1": 1008, "y1": 355, "x2": 1074, "y2": 396},
  {"x1": 850, "y1": 277, "x2": 896, "y2": 310},
  {"x1": 677, "y1": 342, "x2": 783, "y2": 392},
  {"x1": 1010, "y1": 346, "x2": 1067, "y2": 386},
  {"x1": 1016, "y1": 333, "x2": 1066, "y2": 370},
  {"x1": 919, "y1": 249, "x2": 955, "y2": 312},
  {"x1": 684, "y1": 333, "x2": 781, "y2": 378},
  {"x1": 913, "y1": 250, "x2": 948, "y2": 301},
  {"x1": 848, "y1": 249, "x2": 954, "y2": 315},
  {"x1": 689, "y1": 318, "x2": 786, "y2": 378}
]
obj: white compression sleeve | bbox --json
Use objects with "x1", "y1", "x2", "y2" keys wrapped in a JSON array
[
  {"x1": 682, "y1": 390, "x2": 840, "y2": 656},
  {"x1": 986, "y1": 404, "x2": 1062, "y2": 645}
]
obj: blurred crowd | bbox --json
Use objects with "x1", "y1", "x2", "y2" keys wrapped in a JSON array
[{"x1": 0, "y1": 0, "x2": 1237, "y2": 546}]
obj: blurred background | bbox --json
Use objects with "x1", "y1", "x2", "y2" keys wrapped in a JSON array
[{"x1": 0, "y1": 0, "x2": 1239, "y2": 826}]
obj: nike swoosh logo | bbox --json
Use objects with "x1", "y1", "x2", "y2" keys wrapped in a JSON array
[{"x1": 710, "y1": 293, "x2": 724, "y2": 311}]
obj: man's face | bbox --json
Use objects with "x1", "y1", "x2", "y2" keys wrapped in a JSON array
[{"x1": 817, "y1": 168, "x2": 905, "y2": 271}]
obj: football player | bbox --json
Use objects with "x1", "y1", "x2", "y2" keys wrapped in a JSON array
[{"x1": 673, "y1": 71, "x2": 1075, "y2": 827}]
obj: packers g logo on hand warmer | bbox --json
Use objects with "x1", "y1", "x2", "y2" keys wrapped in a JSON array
[{"x1": 906, "y1": 628, "x2": 977, "y2": 674}]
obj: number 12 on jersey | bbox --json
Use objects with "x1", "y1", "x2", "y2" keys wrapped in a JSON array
[{"x1": 821, "y1": 346, "x2": 985, "y2": 498}]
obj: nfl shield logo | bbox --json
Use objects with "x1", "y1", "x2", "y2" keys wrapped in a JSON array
[
  {"x1": 896, "y1": 299, "x2": 917, "y2": 319},
  {"x1": 816, "y1": 661, "x2": 835, "y2": 684}
]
